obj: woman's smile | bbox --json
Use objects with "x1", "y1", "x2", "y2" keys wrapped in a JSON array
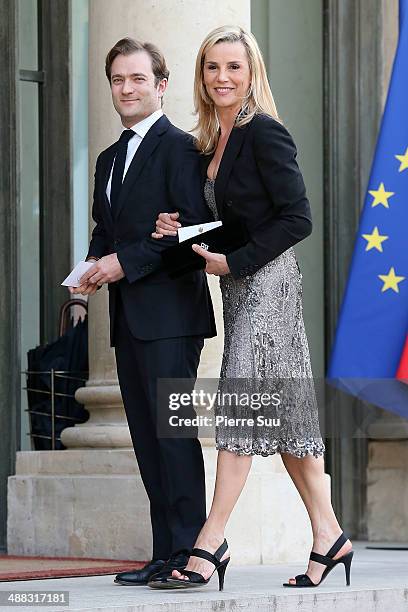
[{"x1": 213, "y1": 87, "x2": 234, "y2": 95}]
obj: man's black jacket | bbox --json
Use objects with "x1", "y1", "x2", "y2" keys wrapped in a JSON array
[{"x1": 87, "y1": 114, "x2": 216, "y2": 345}]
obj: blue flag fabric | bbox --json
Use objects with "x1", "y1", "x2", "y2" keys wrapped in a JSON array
[{"x1": 328, "y1": 0, "x2": 408, "y2": 417}]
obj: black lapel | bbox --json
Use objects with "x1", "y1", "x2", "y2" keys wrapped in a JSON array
[
  {"x1": 214, "y1": 123, "x2": 249, "y2": 214},
  {"x1": 101, "y1": 146, "x2": 117, "y2": 226},
  {"x1": 114, "y1": 115, "x2": 170, "y2": 221},
  {"x1": 200, "y1": 153, "x2": 212, "y2": 187}
]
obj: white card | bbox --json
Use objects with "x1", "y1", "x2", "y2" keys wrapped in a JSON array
[
  {"x1": 178, "y1": 220, "x2": 222, "y2": 243},
  {"x1": 61, "y1": 261, "x2": 96, "y2": 287}
]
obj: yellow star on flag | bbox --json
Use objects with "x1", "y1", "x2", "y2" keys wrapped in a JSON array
[
  {"x1": 395, "y1": 147, "x2": 408, "y2": 172},
  {"x1": 368, "y1": 182, "x2": 395, "y2": 208},
  {"x1": 378, "y1": 267, "x2": 405, "y2": 293},
  {"x1": 362, "y1": 226, "x2": 389, "y2": 252}
]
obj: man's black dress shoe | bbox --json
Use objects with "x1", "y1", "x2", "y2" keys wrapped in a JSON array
[
  {"x1": 147, "y1": 549, "x2": 190, "y2": 588},
  {"x1": 114, "y1": 558, "x2": 167, "y2": 585}
]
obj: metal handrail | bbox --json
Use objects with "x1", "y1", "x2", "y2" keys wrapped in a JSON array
[{"x1": 23, "y1": 368, "x2": 88, "y2": 450}]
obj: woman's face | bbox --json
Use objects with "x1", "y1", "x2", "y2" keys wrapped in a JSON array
[{"x1": 203, "y1": 41, "x2": 251, "y2": 112}]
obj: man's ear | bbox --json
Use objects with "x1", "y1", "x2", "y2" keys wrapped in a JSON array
[{"x1": 158, "y1": 78, "x2": 168, "y2": 99}]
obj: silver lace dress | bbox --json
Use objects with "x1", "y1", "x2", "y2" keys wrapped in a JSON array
[{"x1": 204, "y1": 178, "x2": 325, "y2": 458}]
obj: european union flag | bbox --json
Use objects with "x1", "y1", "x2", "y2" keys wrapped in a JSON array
[{"x1": 328, "y1": 0, "x2": 408, "y2": 418}]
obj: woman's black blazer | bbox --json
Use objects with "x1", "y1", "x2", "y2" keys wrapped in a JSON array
[{"x1": 201, "y1": 113, "x2": 312, "y2": 279}]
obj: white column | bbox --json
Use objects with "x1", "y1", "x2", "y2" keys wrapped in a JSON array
[{"x1": 61, "y1": 0, "x2": 252, "y2": 449}]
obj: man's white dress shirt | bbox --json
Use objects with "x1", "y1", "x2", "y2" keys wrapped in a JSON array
[{"x1": 106, "y1": 108, "x2": 163, "y2": 203}]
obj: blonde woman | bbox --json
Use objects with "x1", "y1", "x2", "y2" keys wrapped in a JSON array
[{"x1": 149, "y1": 25, "x2": 353, "y2": 591}]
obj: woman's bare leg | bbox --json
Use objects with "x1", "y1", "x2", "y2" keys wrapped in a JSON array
[
  {"x1": 172, "y1": 449, "x2": 252, "y2": 580},
  {"x1": 281, "y1": 453, "x2": 352, "y2": 584}
]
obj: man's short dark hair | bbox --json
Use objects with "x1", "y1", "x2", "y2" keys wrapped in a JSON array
[{"x1": 105, "y1": 37, "x2": 170, "y2": 85}]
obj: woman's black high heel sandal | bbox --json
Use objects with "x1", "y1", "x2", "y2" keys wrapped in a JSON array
[
  {"x1": 283, "y1": 532, "x2": 353, "y2": 587},
  {"x1": 166, "y1": 539, "x2": 230, "y2": 590}
]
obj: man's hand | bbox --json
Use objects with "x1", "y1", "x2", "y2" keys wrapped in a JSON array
[
  {"x1": 80, "y1": 253, "x2": 125, "y2": 285},
  {"x1": 69, "y1": 282, "x2": 99, "y2": 296},
  {"x1": 69, "y1": 254, "x2": 125, "y2": 296},
  {"x1": 69, "y1": 257, "x2": 100, "y2": 296},
  {"x1": 192, "y1": 244, "x2": 230, "y2": 276},
  {"x1": 151, "y1": 211, "x2": 181, "y2": 239}
]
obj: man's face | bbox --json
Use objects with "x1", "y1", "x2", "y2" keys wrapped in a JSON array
[{"x1": 110, "y1": 51, "x2": 167, "y2": 127}]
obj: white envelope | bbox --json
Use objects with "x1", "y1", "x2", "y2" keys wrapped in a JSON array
[
  {"x1": 178, "y1": 220, "x2": 222, "y2": 243},
  {"x1": 61, "y1": 261, "x2": 96, "y2": 287}
]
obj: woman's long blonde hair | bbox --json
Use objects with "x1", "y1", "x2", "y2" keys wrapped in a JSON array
[{"x1": 193, "y1": 25, "x2": 280, "y2": 154}]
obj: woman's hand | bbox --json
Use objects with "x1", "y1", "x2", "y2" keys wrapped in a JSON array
[
  {"x1": 151, "y1": 212, "x2": 181, "y2": 239},
  {"x1": 192, "y1": 244, "x2": 230, "y2": 276}
]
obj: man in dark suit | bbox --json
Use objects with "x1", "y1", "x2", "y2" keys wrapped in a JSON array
[{"x1": 70, "y1": 37, "x2": 215, "y2": 585}]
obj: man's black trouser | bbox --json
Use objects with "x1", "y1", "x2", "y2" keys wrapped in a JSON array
[{"x1": 113, "y1": 294, "x2": 206, "y2": 559}]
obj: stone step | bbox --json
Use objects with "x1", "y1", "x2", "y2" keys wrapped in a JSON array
[{"x1": 2, "y1": 543, "x2": 407, "y2": 612}]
